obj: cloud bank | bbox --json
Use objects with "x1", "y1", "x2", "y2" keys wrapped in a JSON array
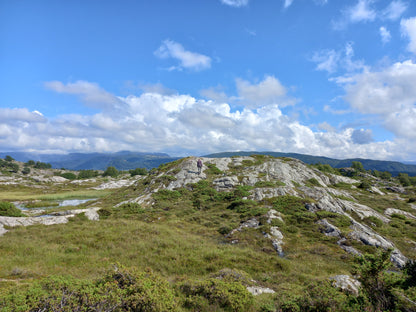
[{"x1": 1, "y1": 77, "x2": 413, "y2": 161}]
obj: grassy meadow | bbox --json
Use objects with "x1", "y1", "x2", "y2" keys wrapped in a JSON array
[{"x1": 1, "y1": 157, "x2": 416, "y2": 311}]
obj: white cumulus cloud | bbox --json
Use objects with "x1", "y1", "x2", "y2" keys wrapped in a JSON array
[
  {"x1": 220, "y1": 0, "x2": 249, "y2": 7},
  {"x1": 236, "y1": 75, "x2": 296, "y2": 108},
  {"x1": 341, "y1": 60, "x2": 416, "y2": 139},
  {"x1": 380, "y1": 26, "x2": 391, "y2": 44},
  {"x1": 347, "y1": 0, "x2": 376, "y2": 23},
  {"x1": 311, "y1": 49, "x2": 340, "y2": 73},
  {"x1": 401, "y1": 17, "x2": 416, "y2": 54},
  {"x1": 2, "y1": 79, "x2": 416, "y2": 161},
  {"x1": 311, "y1": 42, "x2": 366, "y2": 74},
  {"x1": 382, "y1": 0, "x2": 407, "y2": 20},
  {"x1": 44, "y1": 80, "x2": 123, "y2": 110},
  {"x1": 155, "y1": 40, "x2": 211, "y2": 71}
]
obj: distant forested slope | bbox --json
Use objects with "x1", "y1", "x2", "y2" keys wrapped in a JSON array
[
  {"x1": 0, "y1": 151, "x2": 179, "y2": 171},
  {"x1": 205, "y1": 151, "x2": 416, "y2": 176}
]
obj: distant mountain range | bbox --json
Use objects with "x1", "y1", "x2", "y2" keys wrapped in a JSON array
[
  {"x1": 1, "y1": 150, "x2": 416, "y2": 176},
  {"x1": 0, "y1": 151, "x2": 179, "y2": 171},
  {"x1": 204, "y1": 151, "x2": 416, "y2": 176}
]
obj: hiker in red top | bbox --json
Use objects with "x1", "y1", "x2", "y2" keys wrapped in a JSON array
[{"x1": 197, "y1": 159, "x2": 203, "y2": 175}]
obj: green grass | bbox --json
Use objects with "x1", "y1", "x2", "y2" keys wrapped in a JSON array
[
  {"x1": 0, "y1": 187, "x2": 110, "y2": 201},
  {"x1": 1, "y1": 157, "x2": 415, "y2": 311}
]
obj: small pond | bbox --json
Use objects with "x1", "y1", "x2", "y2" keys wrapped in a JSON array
[{"x1": 14, "y1": 198, "x2": 97, "y2": 212}]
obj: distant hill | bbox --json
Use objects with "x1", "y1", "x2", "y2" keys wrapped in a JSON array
[
  {"x1": 2, "y1": 150, "x2": 416, "y2": 175},
  {"x1": 0, "y1": 151, "x2": 179, "y2": 171},
  {"x1": 204, "y1": 151, "x2": 416, "y2": 176}
]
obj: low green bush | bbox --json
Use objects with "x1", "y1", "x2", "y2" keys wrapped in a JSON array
[
  {"x1": 103, "y1": 166, "x2": 119, "y2": 177},
  {"x1": 227, "y1": 199, "x2": 257, "y2": 213},
  {"x1": 97, "y1": 208, "x2": 112, "y2": 218},
  {"x1": 129, "y1": 167, "x2": 148, "y2": 176},
  {"x1": 153, "y1": 189, "x2": 182, "y2": 201},
  {"x1": 306, "y1": 178, "x2": 322, "y2": 187},
  {"x1": 155, "y1": 175, "x2": 177, "y2": 186},
  {"x1": 0, "y1": 266, "x2": 178, "y2": 312},
  {"x1": 205, "y1": 163, "x2": 223, "y2": 175},
  {"x1": 59, "y1": 172, "x2": 77, "y2": 180},
  {"x1": 114, "y1": 202, "x2": 145, "y2": 215},
  {"x1": 0, "y1": 202, "x2": 24, "y2": 217},
  {"x1": 255, "y1": 181, "x2": 276, "y2": 188},
  {"x1": 77, "y1": 169, "x2": 100, "y2": 179},
  {"x1": 180, "y1": 277, "x2": 253, "y2": 311},
  {"x1": 273, "y1": 195, "x2": 307, "y2": 214}
]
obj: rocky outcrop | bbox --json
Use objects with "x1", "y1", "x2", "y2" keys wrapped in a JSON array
[
  {"x1": 0, "y1": 215, "x2": 70, "y2": 228},
  {"x1": 266, "y1": 209, "x2": 283, "y2": 223},
  {"x1": 250, "y1": 187, "x2": 297, "y2": 201},
  {"x1": 317, "y1": 219, "x2": 341, "y2": 238},
  {"x1": 0, "y1": 224, "x2": 8, "y2": 236},
  {"x1": 337, "y1": 238, "x2": 362, "y2": 257},
  {"x1": 231, "y1": 218, "x2": 260, "y2": 234},
  {"x1": 265, "y1": 227, "x2": 284, "y2": 256},
  {"x1": 50, "y1": 207, "x2": 101, "y2": 220},
  {"x1": 213, "y1": 176, "x2": 239, "y2": 191},
  {"x1": 341, "y1": 200, "x2": 390, "y2": 223},
  {"x1": 246, "y1": 286, "x2": 275, "y2": 295},
  {"x1": 385, "y1": 208, "x2": 416, "y2": 220},
  {"x1": 106, "y1": 156, "x2": 411, "y2": 268},
  {"x1": 348, "y1": 220, "x2": 407, "y2": 267},
  {"x1": 330, "y1": 275, "x2": 361, "y2": 295},
  {"x1": 0, "y1": 208, "x2": 101, "y2": 236},
  {"x1": 31, "y1": 176, "x2": 68, "y2": 183},
  {"x1": 93, "y1": 179, "x2": 135, "y2": 190},
  {"x1": 385, "y1": 186, "x2": 407, "y2": 194}
]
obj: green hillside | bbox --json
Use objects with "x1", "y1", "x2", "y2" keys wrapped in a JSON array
[{"x1": 1, "y1": 155, "x2": 415, "y2": 311}]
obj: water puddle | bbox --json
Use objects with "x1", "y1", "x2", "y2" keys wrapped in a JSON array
[{"x1": 14, "y1": 198, "x2": 97, "y2": 215}]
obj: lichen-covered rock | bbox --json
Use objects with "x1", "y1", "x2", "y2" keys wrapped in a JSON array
[
  {"x1": 370, "y1": 186, "x2": 385, "y2": 195},
  {"x1": 31, "y1": 176, "x2": 68, "y2": 183},
  {"x1": 0, "y1": 215, "x2": 70, "y2": 228},
  {"x1": 166, "y1": 158, "x2": 207, "y2": 190},
  {"x1": 317, "y1": 219, "x2": 341, "y2": 238},
  {"x1": 266, "y1": 209, "x2": 283, "y2": 223},
  {"x1": 250, "y1": 187, "x2": 297, "y2": 201},
  {"x1": 265, "y1": 226, "x2": 284, "y2": 256},
  {"x1": 0, "y1": 224, "x2": 7, "y2": 236},
  {"x1": 330, "y1": 275, "x2": 361, "y2": 295},
  {"x1": 341, "y1": 200, "x2": 390, "y2": 223},
  {"x1": 385, "y1": 186, "x2": 407, "y2": 194},
  {"x1": 337, "y1": 238, "x2": 362, "y2": 257},
  {"x1": 92, "y1": 179, "x2": 135, "y2": 190},
  {"x1": 213, "y1": 176, "x2": 239, "y2": 190},
  {"x1": 246, "y1": 286, "x2": 275, "y2": 295},
  {"x1": 52, "y1": 207, "x2": 101, "y2": 221},
  {"x1": 250, "y1": 159, "x2": 329, "y2": 187},
  {"x1": 0, "y1": 208, "x2": 101, "y2": 236},
  {"x1": 384, "y1": 208, "x2": 416, "y2": 220},
  {"x1": 348, "y1": 221, "x2": 407, "y2": 267},
  {"x1": 229, "y1": 218, "x2": 260, "y2": 236}
]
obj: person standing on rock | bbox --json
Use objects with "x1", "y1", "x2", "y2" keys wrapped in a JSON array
[{"x1": 197, "y1": 159, "x2": 203, "y2": 175}]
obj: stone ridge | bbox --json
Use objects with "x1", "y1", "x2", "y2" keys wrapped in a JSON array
[{"x1": 126, "y1": 156, "x2": 412, "y2": 267}]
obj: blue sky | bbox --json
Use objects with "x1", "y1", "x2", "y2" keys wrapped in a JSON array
[{"x1": 1, "y1": 0, "x2": 416, "y2": 161}]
